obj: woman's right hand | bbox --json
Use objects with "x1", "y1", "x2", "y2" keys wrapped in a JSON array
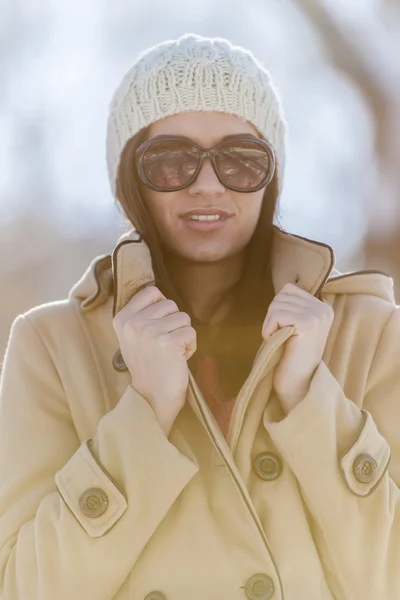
[{"x1": 112, "y1": 286, "x2": 197, "y2": 436}]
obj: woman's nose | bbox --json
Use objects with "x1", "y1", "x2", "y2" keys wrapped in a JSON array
[{"x1": 188, "y1": 159, "x2": 225, "y2": 196}]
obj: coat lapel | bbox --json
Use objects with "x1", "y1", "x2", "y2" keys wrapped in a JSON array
[
  {"x1": 111, "y1": 226, "x2": 336, "y2": 317},
  {"x1": 111, "y1": 231, "x2": 155, "y2": 317},
  {"x1": 109, "y1": 226, "x2": 335, "y2": 447},
  {"x1": 271, "y1": 228, "x2": 335, "y2": 298}
]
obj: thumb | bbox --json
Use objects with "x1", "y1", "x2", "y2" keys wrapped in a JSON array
[
  {"x1": 262, "y1": 313, "x2": 279, "y2": 341},
  {"x1": 181, "y1": 338, "x2": 197, "y2": 361}
]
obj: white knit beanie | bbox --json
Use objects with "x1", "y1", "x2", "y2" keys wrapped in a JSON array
[{"x1": 106, "y1": 34, "x2": 287, "y2": 197}]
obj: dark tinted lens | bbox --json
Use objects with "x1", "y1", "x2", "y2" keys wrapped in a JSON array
[
  {"x1": 215, "y1": 140, "x2": 270, "y2": 189},
  {"x1": 142, "y1": 140, "x2": 200, "y2": 189}
]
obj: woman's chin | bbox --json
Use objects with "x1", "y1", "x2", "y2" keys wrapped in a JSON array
[{"x1": 167, "y1": 241, "x2": 234, "y2": 264}]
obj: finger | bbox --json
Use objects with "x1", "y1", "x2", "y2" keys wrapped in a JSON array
[
  {"x1": 126, "y1": 285, "x2": 167, "y2": 313},
  {"x1": 271, "y1": 295, "x2": 313, "y2": 310},
  {"x1": 273, "y1": 296, "x2": 331, "y2": 325},
  {"x1": 169, "y1": 326, "x2": 197, "y2": 359},
  {"x1": 150, "y1": 310, "x2": 191, "y2": 334},
  {"x1": 262, "y1": 308, "x2": 305, "y2": 339},
  {"x1": 143, "y1": 298, "x2": 180, "y2": 320},
  {"x1": 280, "y1": 283, "x2": 315, "y2": 300}
]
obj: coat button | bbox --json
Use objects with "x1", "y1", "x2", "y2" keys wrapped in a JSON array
[
  {"x1": 245, "y1": 573, "x2": 275, "y2": 600},
  {"x1": 144, "y1": 593, "x2": 167, "y2": 600},
  {"x1": 253, "y1": 452, "x2": 282, "y2": 481},
  {"x1": 79, "y1": 488, "x2": 109, "y2": 518},
  {"x1": 353, "y1": 453, "x2": 378, "y2": 483},
  {"x1": 112, "y1": 349, "x2": 128, "y2": 372}
]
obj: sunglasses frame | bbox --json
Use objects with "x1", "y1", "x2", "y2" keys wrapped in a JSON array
[{"x1": 135, "y1": 134, "x2": 276, "y2": 193}]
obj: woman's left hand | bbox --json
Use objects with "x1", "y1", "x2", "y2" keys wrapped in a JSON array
[{"x1": 262, "y1": 283, "x2": 334, "y2": 415}]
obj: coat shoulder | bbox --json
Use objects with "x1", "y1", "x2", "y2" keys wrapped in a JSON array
[
  {"x1": 322, "y1": 269, "x2": 398, "y2": 343},
  {"x1": 19, "y1": 297, "x2": 88, "y2": 353},
  {"x1": 19, "y1": 251, "x2": 114, "y2": 341},
  {"x1": 323, "y1": 268, "x2": 397, "y2": 312}
]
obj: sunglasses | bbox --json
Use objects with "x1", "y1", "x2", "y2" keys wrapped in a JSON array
[{"x1": 136, "y1": 134, "x2": 276, "y2": 193}]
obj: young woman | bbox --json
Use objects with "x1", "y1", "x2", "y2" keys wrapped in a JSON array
[{"x1": 0, "y1": 33, "x2": 399, "y2": 600}]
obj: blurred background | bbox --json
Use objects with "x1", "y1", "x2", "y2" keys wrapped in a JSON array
[{"x1": 1, "y1": 0, "x2": 400, "y2": 356}]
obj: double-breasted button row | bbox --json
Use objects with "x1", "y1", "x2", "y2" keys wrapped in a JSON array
[
  {"x1": 245, "y1": 573, "x2": 275, "y2": 600},
  {"x1": 79, "y1": 487, "x2": 109, "y2": 518},
  {"x1": 143, "y1": 575, "x2": 274, "y2": 600},
  {"x1": 353, "y1": 453, "x2": 378, "y2": 484},
  {"x1": 253, "y1": 452, "x2": 282, "y2": 481},
  {"x1": 254, "y1": 449, "x2": 379, "y2": 486}
]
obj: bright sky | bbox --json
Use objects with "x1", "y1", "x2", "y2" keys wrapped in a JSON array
[{"x1": 0, "y1": 0, "x2": 382, "y2": 260}]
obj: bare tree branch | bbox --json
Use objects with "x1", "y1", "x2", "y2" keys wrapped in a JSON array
[
  {"x1": 294, "y1": 0, "x2": 393, "y2": 162},
  {"x1": 294, "y1": 0, "x2": 400, "y2": 296}
]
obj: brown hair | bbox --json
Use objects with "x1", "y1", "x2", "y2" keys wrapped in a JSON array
[{"x1": 115, "y1": 128, "x2": 280, "y2": 399}]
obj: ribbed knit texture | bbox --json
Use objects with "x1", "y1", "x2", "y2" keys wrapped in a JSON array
[{"x1": 106, "y1": 34, "x2": 287, "y2": 196}]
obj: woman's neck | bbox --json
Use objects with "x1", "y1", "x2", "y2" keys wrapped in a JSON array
[{"x1": 164, "y1": 250, "x2": 246, "y2": 325}]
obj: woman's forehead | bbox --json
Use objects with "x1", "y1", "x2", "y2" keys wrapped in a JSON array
[{"x1": 147, "y1": 111, "x2": 259, "y2": 145}]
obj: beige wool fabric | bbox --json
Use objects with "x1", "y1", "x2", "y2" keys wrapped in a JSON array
[
  {"x1": 106, "y1": 33, "x2": 287, "y2": 196},
  {"x1": 1, "y1": 227, "x2": 400, "y2": 598}
]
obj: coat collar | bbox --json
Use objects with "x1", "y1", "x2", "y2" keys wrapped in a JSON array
[
  {"x1": 109, "y1": 226, "x2": 336, "y2": 316},
  {"x1": 69, "y1": 226, "x2": 337, "y2": 312},
  {"x1": 70, "y1": 224, "x2": 397, "y2": 314},
  {"x1": 270, "y1": 227, "x2": 335, "y2": 299}
]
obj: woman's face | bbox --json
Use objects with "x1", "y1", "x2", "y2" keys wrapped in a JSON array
[{"x1": 143, "y1": 111, "x2": 266, "y2": 263}]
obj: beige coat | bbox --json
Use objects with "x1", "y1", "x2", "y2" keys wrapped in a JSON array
[{"x1": 1, "y1": 227, "x2": 400, "y2": 600}]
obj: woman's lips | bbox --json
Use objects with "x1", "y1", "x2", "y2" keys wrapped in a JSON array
[{"x1": 181, "y1": 216, "x2": 230, "y2": 232}]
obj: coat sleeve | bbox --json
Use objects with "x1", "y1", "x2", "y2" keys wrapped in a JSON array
[
  {"x1": 0, "y1": 314, "x2": 198, "y2": 600},
  {"x1": 263, "y1": 306, "x2": 400, "y2": 600}
]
